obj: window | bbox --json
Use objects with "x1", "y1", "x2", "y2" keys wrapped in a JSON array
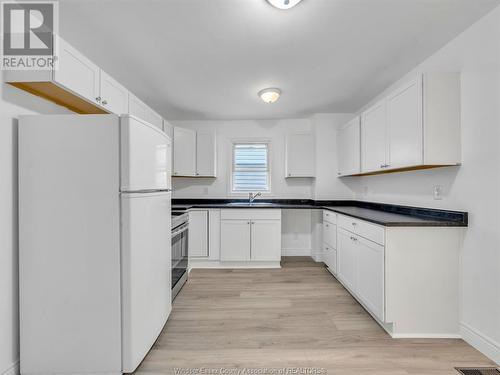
[{"x1": 231, "y1": 143, "x2": 270, "y2": 193}]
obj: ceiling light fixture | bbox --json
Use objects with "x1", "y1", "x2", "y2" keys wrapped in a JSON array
[
  {"x1": 266, "y1": 0, "x2": 304, "y2": 10},
  {"x1": 258, "y1": 88, "x2": 281, "y2": 104}
]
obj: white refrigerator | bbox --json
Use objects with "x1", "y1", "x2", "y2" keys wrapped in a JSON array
[{"x1": 18, "y1": 114, "x2": 172, "y2": 374}]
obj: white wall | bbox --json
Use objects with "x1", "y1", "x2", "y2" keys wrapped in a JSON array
[
  {"x1": 311, "y1": 113, "x2": 354, "y2": 200},
  {"x1": 0, "y1": 75, "x2": 69, "y2": 375},
  {"x1": 344, "y1": 7, "x2": 500, "y2": 363}
]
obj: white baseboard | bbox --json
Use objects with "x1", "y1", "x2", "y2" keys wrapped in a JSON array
[
  {"x1": 311, "y1": 250, "x2": 324, "y2": 262},
  {"x1": 281, "y1": 248, "x2": 311, "y2": 256},
  {"x1": 1, "y1": 361, "x2": 19, "y2": 375},
  {"x1": 189, "y1": 260, "x2": 281, "y2": 269},
  {"x1": 390, "y1": 333, "x2": 462, "y2": 339},
  {"x1": 461, "y1": 322, "x2": 500, "y2": 365}
]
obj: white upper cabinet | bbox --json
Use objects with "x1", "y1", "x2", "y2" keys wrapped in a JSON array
[
  {"x1": 337, "y1": 116, "x2": 360, "y2": 176},
  {"x1": 173, "y1": 127, "x2": 217, "y2": 177},
  {"x1": 5, "y1": 36, "x2": 173, "y2": 129},
  {"x1": 128, "y1": 93, "x2": 163, "y2": 129},
  {"x1": 386, "y1": 76, "x2": 423, "y2": 169},
  {"x1": 361, "y1": 100, "x2": 387, "y2": 173},
  {"x1": 128, "y1": 93, "x2": 149, "y2": 122},
  {"x1": 352, "y1": 72, "x2": 461, "y2": 176},
  {"x1": 285, "y1": 133, "x2": 315, "y2": 177},
  {"x1": 173, "y1": 127, "x2": 197, "y2": 176},
  {"x1": 196, "y1": 130, "x2": 217, "y2": 177},
  {"x1": 53, "y1": 37, "x2": 100, "y2": 105},
  {"x1": 422, "y1": 73, "x2": 461, "y2": 165},
  {"x1": 144, "y1": 109, "x2": 163, "y2": 130},
  {"x1": 99, "y1": 70, "x2": 129, "y2": 115}
]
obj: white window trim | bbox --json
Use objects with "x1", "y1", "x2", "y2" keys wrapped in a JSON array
[{"x1": 228, "y1": 139, "x2": 273, "y2": 197}]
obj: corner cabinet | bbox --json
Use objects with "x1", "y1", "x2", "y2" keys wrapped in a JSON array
[
  {"x1": 338, "y1": 73, "x2": 461, "y2": 177},
  {"x1": 220, "y1": 209, "x2": 281, "y2": 264},
  {"x1": 285, "y1": 133, "x2": 315, "y2": 178},
  {"x1": 337, "y1": 117, "x2": 361, "y2": 176},
  {"x1": 173, "y1": 127, "x2": 216, "y2": 177}
]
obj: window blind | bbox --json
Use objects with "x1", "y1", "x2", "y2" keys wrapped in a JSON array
[{"x1": 232, "y1": 143, "x2": 270, "y2": 192}]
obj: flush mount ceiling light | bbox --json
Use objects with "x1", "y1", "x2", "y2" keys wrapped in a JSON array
[
  {"x1": 258, "y1": 88, "x2": 281, "y2": 104},
  {"x1": 266, "y1": 0, "x2": 304, "y2": 10}
]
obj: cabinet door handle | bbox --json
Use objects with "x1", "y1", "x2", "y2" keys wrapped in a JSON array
[
  {"x1": 247, "y1": 221, "x2": 250, "y2": 225},
  {"x1": 351, "y1": 222, "x2": 357, "y2": 226}
]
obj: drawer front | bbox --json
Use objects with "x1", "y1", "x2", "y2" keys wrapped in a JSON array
[
  {"x1": 337, "y1": 214, "x2": 385, "y2": 246},
  {"x1": 323, "y1": 210, "x2": 337, "y2": 224},
  {"x1": 323, "y1": 221, "x2": 337, "y2": 248},
  {"x1": 323, "y1": 244, "x2": 337, "y2": 274},
  {"x1": 220, "y1": 209, "x2": 281, "y2": 220}
]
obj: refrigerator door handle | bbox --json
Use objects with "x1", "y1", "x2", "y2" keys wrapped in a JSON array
[{"x1": 121, "y1": 188, "x2": 172, "y2": 194}]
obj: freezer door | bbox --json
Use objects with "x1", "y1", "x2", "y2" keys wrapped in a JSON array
[
  {"x1": 121, "y1": 191, "x2": 172, "y2": 373},
  {"x1": 121, "y1": 115, "x2": 172, "y2": 192}
]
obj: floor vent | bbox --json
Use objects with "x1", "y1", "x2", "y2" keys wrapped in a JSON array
[{"x1": 455, "y1": 368, "x2": 500, "y2": 375}]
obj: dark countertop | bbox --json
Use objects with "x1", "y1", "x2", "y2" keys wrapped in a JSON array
[
  {"x1": 171, "y1": 199, "x2": 468, "y2": 227},
  {"x1": 321, "y1": 206, "x2": 463, "y2": 227}
]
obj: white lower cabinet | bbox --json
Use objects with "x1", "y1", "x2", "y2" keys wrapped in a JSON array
[
  {"x1": 337, "y1": 228, "x2": 358, "y2": 292},
  {"x1": 220, "y1": 209, "x2": 281, "y2": 263},
  {"x1": 188, "y1": 210, "x2": 209, "y2": 257},
  {"x1": 250, "y1": 220, "x2": 282, "y2": 261},
  {"x1": 355, "y1": 235, "x2": 385, "y2": 322},
  {"x1": 322, "y1": 210, "x2": 337, "y2": 274},
  {"x1": 220, "y1": 220, "x2": 251, "y2": 261},
  {"x1": 334, "y1": 213, "x2": 461, "y2": 337},
  {"x1": 323, "y1": 244, "x2": 337, "y2": 274},
  {"x1": 337, "y1": 222, "x2": 385, "y2": 321},
  {"x1": 323, "y1": 220, "x2": 336, "y2": 248}
]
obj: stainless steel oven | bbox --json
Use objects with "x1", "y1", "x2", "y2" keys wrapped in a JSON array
[{"x1": 171, "y1": 211, "x2": 189, "y2": 300}]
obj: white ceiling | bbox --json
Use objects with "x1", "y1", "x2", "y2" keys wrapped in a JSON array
[{"x1": 58, "y1": 0, "x2": 499, "y2": 120}]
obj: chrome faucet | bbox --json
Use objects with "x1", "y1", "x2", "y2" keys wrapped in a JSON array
[{"x1": 249, "y1": 192, "x2": 261, "y2": 203}]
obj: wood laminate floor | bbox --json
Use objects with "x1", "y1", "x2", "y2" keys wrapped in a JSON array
[{"x1": 134, "y1": 257, "x2": 495, "y2": 375}]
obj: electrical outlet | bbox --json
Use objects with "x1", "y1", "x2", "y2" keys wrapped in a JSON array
[{"x1": 433, "y1": 185, "x2": 443, "y2": 200}]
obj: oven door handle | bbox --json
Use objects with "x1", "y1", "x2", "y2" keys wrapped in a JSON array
[{"x1": 172, "y1": 222, "x2": 189, "y2": 237}]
